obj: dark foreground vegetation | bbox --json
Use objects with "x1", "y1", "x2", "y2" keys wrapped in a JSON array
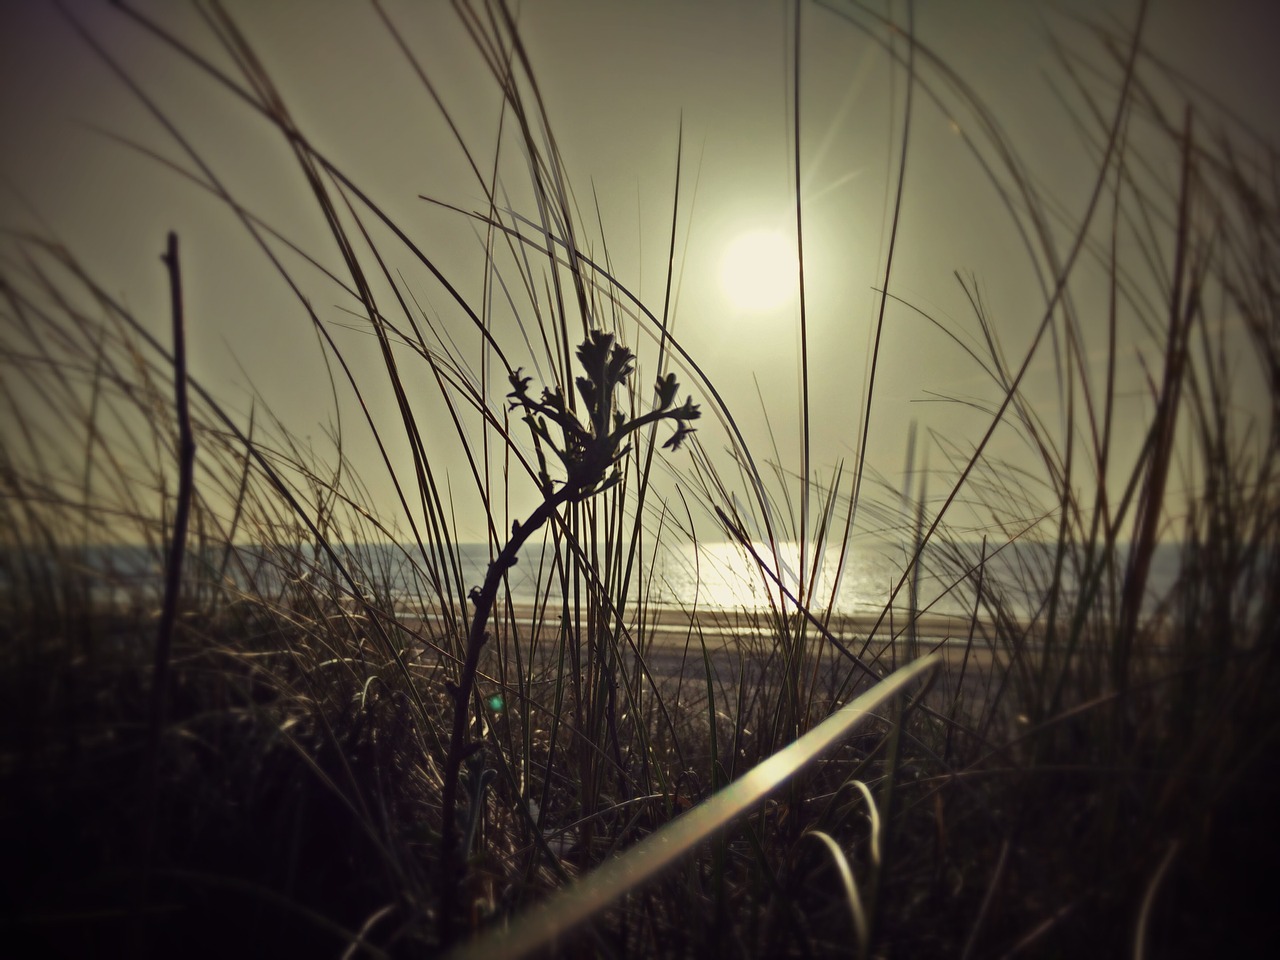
[{"x1": 2, "y1": 2, "x2": 1277, "y2": 956}]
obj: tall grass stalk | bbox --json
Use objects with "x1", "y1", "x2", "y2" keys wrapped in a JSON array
[{"x1": 2, "y1": 1, "x2": 1276, "y2": 956}]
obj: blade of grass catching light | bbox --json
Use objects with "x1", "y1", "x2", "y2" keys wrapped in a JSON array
[
  {"x1": 446, "y1": 654, "x2": 940, "y2": 960},
  {"x1": 802, "y1": 830, "x2": 870, "y2": 960}
]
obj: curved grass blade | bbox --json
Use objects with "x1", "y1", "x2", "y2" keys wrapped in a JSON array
[{"x1": 802, "y1": 830, "x2": 869, "y2": 959}]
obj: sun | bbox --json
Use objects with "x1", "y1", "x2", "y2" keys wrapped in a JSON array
[{"x1": 718, "y1": 229, "x2": 797, "y2": 312}]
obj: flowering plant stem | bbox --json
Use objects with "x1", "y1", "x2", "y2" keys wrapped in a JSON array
[{"x1": 437, "y1": 330, "x2": 698, "y2": 946}]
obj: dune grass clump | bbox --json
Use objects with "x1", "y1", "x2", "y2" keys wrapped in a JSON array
[{"x1": 2, "y1": 1, "x2": 1278, "y2": 957}]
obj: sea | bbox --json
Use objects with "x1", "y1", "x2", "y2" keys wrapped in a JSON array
[{"x1": 4, "y1": 537, "x2": 1187, "y2": 625}]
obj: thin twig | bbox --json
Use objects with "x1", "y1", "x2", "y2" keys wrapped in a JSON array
[
  {"x1": 137, "y1": 230, "x2": 196, "y2": 946},
  {"x1": 150, "y1": 230, "x2": 196, "y2": 743}
]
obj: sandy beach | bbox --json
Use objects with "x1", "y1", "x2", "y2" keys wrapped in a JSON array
[{"x1": 395, "y1": 602, "x2": 1006, "y2": 692}]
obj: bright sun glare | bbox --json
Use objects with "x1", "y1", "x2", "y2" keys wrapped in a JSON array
[{"x1": 718, "y1": 229, "x2": 797, "y2": 312}]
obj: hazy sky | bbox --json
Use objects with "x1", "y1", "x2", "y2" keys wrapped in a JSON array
[{"x1": 4, "y1": 1, "x2": 1278, "y2": 544}]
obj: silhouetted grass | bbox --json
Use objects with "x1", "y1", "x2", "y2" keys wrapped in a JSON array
[{"x1": 2, "y1": 1, "x2": 1276, "y2": 957}]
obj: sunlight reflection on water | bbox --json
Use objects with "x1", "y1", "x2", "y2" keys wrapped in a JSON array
[{"x1": 651, "y1": 539, "x2": 911, "y2": 615}]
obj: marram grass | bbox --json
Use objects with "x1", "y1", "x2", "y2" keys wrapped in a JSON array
[{"x1": 2, "y1": 2, "x2": 1278, "y2": 957}]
